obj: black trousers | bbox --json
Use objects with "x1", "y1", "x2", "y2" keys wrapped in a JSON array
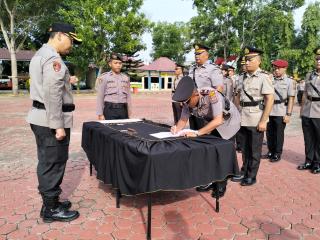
[
  {"x1": 302, "y1": 117, "x2": 320, "y2": 165},
  {"x1": 238, "y1": 126, "x2": 264, "y2": 178},
  {"x1": 103, "y1": 102, "x2": 128, "y2": 120},
  {"x1": 266, "y1": 116, "x2": 286, "y2": 155},
  {"x1": 297, "y1": 91, "x2": 304, "y2": 105},
  {"x1": 30, "y1": 124, "x2": 70, "y2": 198},
  {"x1": 172, "y1": 102, "x2": 182, "y2": 124}
]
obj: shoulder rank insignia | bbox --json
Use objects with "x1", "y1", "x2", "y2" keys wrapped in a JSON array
[
  {"x1": 208, "y1": 90, "x2": 218, "y2": 103},
  {"x1": 53, "y1": 61, "x2": 61, "y2": 72}
]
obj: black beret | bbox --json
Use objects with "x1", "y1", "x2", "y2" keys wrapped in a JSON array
[
  {"x1": 172, "y1": 76, "x2": 196, "y2": 102},
  {"x1": 175, "y1": 63, "x2": 185, "y2": 68},
  {"x1": 194, "y1": 43, "x2": 210, "y2": 52},
  {"x1": 49, "y1": 23, "x2": 82, "y2": 44},
  {"x1": 109, "y1": 53, "x2": 123, "y2": 62}
]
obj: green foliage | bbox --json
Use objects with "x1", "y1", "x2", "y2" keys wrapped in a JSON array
[
  {"x1": 58, "y1": 0, "x2": 150, "y2": 78},
  {"x1": 151, "y1": 22, "x2": 190, "y2": 63}
]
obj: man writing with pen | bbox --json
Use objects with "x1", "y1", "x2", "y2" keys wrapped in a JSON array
[{"x1": 170, "y1": 76, "x2": 240, "y2": 198}]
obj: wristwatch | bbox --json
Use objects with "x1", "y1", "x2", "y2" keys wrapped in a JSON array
[{"x1": 286, "y1": 113, "x2": 292, "y2": 116}]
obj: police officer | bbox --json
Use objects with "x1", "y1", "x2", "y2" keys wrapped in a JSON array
[
  {"x1": 27, "y1": 23, "x2": 81, "y2": 222},
  {"x1": 189, "y1": 44, "x2": 224, "y2": 130},
  {"x1": 171, "y1": 76, "x2": 240, "y2": 198},
  {"x1": 265, "y1": 60, "x2": 296, "y2": 162},
  {"x1": 96, "y1": 53, "x2": 131, "y2": 120},
  {"x1": 297, "y1": 47, "x2": 320, "y2": 173},
  {"x1": 221, "y1": 64, "x2": 234, "y2": 101},
  {"x1": 233, "y1": 46, "x2": 274, "y2": 186},
  {"x1": 297, "y1": 80, "x2": 305, "y2": 105},
  {"x1": 172, "y1": 63, "x2": 185, "y2": 124}
]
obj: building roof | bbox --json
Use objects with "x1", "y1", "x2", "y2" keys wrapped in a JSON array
[
  {"x1": 139, "y1": 57, "x2": 176, "y2": 72},
  {"x1": 0, "y1": 48, "x2": 35, "y2": 61}
]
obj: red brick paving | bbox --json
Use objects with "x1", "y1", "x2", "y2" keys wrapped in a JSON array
[{"x1": 0, "y1": 92, "x2": 320, "y2": 240}]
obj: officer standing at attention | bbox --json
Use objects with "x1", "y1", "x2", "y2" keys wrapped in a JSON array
[
  {"x1": 27, "y1": 23, "x2": 82, "y2": 222},
  {"x1": 96, "y1": 53, "x2": 131, "y2": 120},
  {"x1": 297, "y1": 47, "x2": 320, "y2": 174},
  {"x1": 297, "y1": 80, "x2": 305, "y2": 105},
  {"x1": 233, "y1": 46, "x2": 274, "y2": 186},
  {"x1": 264, "y1": 60, "x2": 296, "y2": 162},
  {"x1": 172, "y1": 63, "x2": 185, "y2": 124},
  {"x1": 171, "y1": 76, "x2": 240, "y2": 197},
  {"x1": 222, "y1": 64, "x2": 235, "y2": 101},
  {"x1": 189, "y1": 44, "x2": 224, "y2": 129}
]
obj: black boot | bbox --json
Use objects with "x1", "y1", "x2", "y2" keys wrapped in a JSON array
[
  {"x1": 40, "y1": 200, "x2": 72, "y2": 218},
  {"x1": 196, "y1": 183, "x2": 214, "y2": 192},
  {"x1": 42, "y1": 196, "x2": 79, "y2": 223},
  {"x1": 211, "y1": 181, "x2": 227, "y2": 199}
]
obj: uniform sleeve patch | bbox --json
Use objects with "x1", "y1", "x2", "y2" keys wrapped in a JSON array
[
  {"x1": 53, "y1": 61, "x2": 61, "y2": 72},
  {"x1": 209, "y1": 90, "x2": 218, "y2": 103}
]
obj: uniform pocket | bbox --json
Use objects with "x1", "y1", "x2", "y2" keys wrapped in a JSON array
[
  {"x1": 44, "y1": 134, "x2": 69, "y2": 163},
  {"x1": 249, "y1": 106, "x2": 261, "y2": 113},
  {"x1": 106, "y1": 88, "x2": 117, "y2": 95}
]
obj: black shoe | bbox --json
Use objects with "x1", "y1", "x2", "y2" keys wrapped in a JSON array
[
  {"x1": 262, "y1": 152, "x2": 273, "y2": 159},
  {"x1": 231, "y1": 175, "x2": 244, "y2": 182},
  {"x1": 43, "y1": 206, "x2": 79, "y2": 223},
  {"x1": 40, "y1": 200, "x2": 72, "y2": 218},
  {"x1": 311, "y1": 164, "x2": 320, "y2": 174},
  {"x1": 240, "y1": 177, "x2": 256, "y2": 186},
  {"x1": 297, "y1": 162, "x2": 313, "y2": 170},
  {"x1": 196, "y1": 183, "x2": 213, "y2": 192},
  {"x1": 211, "y1": 185, "x2": 226, "y2": 199},
  {"x1": 270, "y1": 154, "x2": 281, "y2": 162}
]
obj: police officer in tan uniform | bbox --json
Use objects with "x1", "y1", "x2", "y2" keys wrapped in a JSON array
[
  {"x1": 27, "y1": 23, "x2": 82, "y2": 222},
  {"x1": 297, "y1": 47, "x2": 320, "y2": 174},
  {"x1": 96, "y1": 53, "x2": 131, "y2": 120},
  {"x1": 188, "y1": 44, "x2": 224, "y2": 130},
  {"x1": 172, "y1": 63, "x2": 184, "y2": 124},
  {"x1": 233, "y1": 46, "x2": 274, "y2": 186},
  {"x1": 171, "y1": 76, "x2": 240, "y2": 198},
  {"x1": 221, "y1": 64, "x2": 234, "y2": 101},
  {"x1": 265, "y1": 60, "x2": 296, "y2": 162}
]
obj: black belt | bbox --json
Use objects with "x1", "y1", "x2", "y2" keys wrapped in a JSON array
[
  {"x1": 240, "y1": 101, "x2": 262, "y2": 107},
  {"x1": 274, "y1": 100, "x2": 286, "y2": 104},
  {"x1": 104, "y1": 102, "x2": 127, "y2": 109},
  {"x1": 33, "y1": 101, "x2": 75, "y2": 112},
  {"x1": 307, "y1": 96, "x2": 320, "y2": 102}
]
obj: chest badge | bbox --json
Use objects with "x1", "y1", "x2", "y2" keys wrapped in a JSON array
[{"x1": 53, "y1": 61, "x2": 61, "y2": 72}]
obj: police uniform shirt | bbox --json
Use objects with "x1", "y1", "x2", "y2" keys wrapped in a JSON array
[
  {"x1": 96, "y1": 71, "x2": 131, "y2": 116},
  {"x1": 180, "y1": 89, "x2": 240, "y2": 139},
  {"x1": 223, "y1": 76, "x2": 234, "y2": 101},
  {"x1": 237, "y1": 68, "x2": 274, "y2": 126},
  {"x1": 301, "y1": 71, "x2": 320, "y2": 118},
  {"x1": 189, "y1": 61, "x2": 224, "y2": 89},
  {"x1": 27, "y1": 44, "x2": 73, "y2": 129},
  {"x1": 270, "y1": 75, "x2": 296, "y2": 116},
  {"x1": 173, "y1": 75, "x2": 183, "y2": 91}
]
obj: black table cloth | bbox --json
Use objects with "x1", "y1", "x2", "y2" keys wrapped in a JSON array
[{"x1": 81, "y1": 120, "x2": 239, "y2": 196}]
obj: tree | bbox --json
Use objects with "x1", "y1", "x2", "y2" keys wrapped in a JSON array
[
  {"x1": 151, "y1": 22, "x2": 190, "y2": 63},
  {"x1": 58, "y1": 0, "x2": 150, "y2": 88},
  {"x1": 0, "y1": 0, "x2": 60, "y2": 95},
  {"x1": 297, "y1": 2, "x2": 320, "y2": 77}
]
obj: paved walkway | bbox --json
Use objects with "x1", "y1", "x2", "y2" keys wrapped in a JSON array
[{"x1": 0, "y1": 92, "x2": 319, "y2": 240}]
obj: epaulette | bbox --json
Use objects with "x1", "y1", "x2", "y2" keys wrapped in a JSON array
[
  {"x1": 208, "y1": 89, "x2": 219, "y2": 103},
  {"x1": 200, "y1": 89, "x2": 210, "y2": 95},
  {"x1": 260, "y1": 70, "x2": 271, "y2": 75}
]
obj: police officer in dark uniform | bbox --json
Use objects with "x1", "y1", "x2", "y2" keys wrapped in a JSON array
[
  {"x1": 96, "y1": 53, "x2": 132, "y2": 120},
  {"x1": 27, "y1": 23, "x2": 82, "y2": 222},
  {"x1": 172, "y1": 63, "x2": 185, "y2": 124},
  {"x1": 297, "y1": 47, "x2": 320, "y2": 173},
  {"x1": 171, "y1": 76, "x2": 240, "y2": 198},
  {"x1": 233, "y1": 47, "x2": 274, "y2": 186}
]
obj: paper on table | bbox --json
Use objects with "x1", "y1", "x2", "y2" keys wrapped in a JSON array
[
  {"x1": 98, "y1": 119, "x2": 142, "y2": 124},
  {"x1": 150, "y1": 129, "x2": 198, "y2": 139}
]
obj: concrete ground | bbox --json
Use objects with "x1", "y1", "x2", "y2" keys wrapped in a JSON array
[{"x1": 0, "y1": 92, "x2": 319, "y2": 240}]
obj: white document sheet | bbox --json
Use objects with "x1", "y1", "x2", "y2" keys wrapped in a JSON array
[
  {"x1": 150, "y1": 129, "x2": 198, "y2": 139},
  {"x1": 98, "y1": 119, "x2": 142, "y2": 124}
]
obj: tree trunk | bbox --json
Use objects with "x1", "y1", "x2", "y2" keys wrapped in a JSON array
[{"x1": 10, "y1": 50, "x2": 18, "y2": 95}]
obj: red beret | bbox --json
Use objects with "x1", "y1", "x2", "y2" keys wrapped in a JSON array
[
  {"x1": 272, "y1": 59, "x2": 288, "y2": 68},
  {"x1": 214, "y1": 57, "x2": 225, "y2": 66}
]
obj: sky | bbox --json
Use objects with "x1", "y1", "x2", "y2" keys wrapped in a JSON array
[{"x1": 137, "y1": 0, "x2": 318, "y2": 63}]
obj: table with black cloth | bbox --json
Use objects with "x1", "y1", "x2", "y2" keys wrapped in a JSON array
[{"x1": 81, "y1": 120, "x2": 239, "y2": 240}]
